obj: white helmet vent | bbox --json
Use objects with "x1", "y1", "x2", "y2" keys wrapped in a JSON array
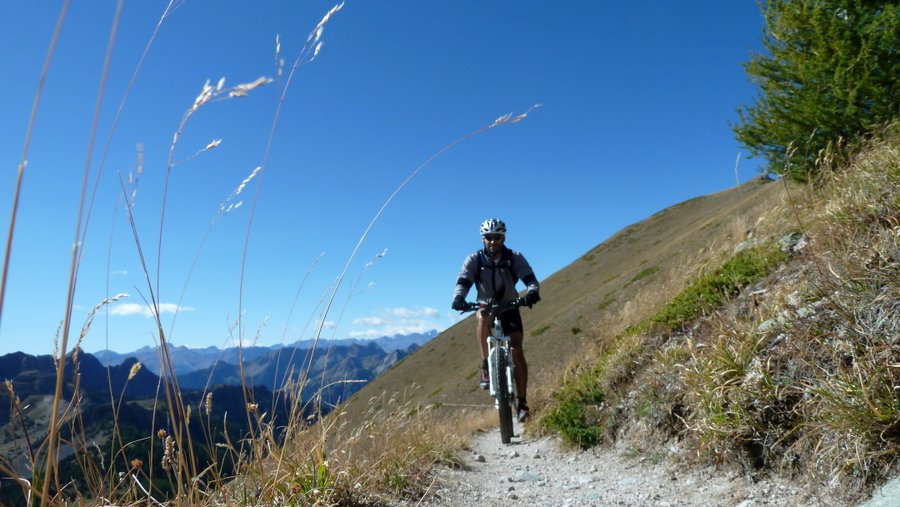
[{"x1": 480, "y1": 218, "x2": 506, "y2": 237}]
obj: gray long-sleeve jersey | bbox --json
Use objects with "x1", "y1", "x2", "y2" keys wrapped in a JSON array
[{"x1": 454, "y1": 247, "x2": 540, "y2": 304}]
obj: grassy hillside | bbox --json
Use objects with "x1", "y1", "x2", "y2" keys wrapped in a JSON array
[
  {"x1": 333, "y1": 125, "x2": 898, "y2": 506},
  {"x1": 343, "y1": 176, "x2": 788, "y2": 422}
]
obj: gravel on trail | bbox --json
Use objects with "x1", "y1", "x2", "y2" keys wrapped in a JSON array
[{"x1": 411, "y1": 420, "x2": 850, "y2": 507}]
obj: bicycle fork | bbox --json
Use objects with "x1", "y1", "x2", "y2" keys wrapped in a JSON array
[{"x1": 487, "y1": 335, "x2": 516, "y2": 403}]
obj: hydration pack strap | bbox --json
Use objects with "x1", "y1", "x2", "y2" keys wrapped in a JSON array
[{"x1": 477, "y1": 248, "x2": 518, "y2": 293}]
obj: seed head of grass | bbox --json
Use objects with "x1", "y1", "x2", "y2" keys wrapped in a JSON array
[
  {"x1": 78, "y1": 292, "x2": 129, "y2": 345},
  {"x1": 161, "y1": 435, "x2": 176, "y2": 471},
  {"x1": 127, "y1": 361, "x2": 142, "y2": 380}
]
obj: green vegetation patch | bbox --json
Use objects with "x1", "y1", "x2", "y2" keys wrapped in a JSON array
[
  {"x1": 597, "y1": 292, "x2": 616, "y2": 312},
  {"x1": 544, "y1": 396, "x2": 603, "y2": 449},
  {"x1": 650, "y1": 243, "x2": 787, "y2": 330},
  {"x1": 545, "y1": 244, "x2": 787, "y2": 451},
  {"x1": 630, "y1": 265, "x2": 659, "y2": 284},
  {"x1": 543, "y1": 371, "x2": 605, "y2": 449},
  {"x1": 543, "y1": 334, "x2": 644, "y2": 448},
  {"x1": 532, "y1": 324, "x2": 551, "y2": 336}
]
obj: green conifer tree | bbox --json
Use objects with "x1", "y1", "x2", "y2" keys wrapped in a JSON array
[{"x1": 733, "y1": 0, "x2": 898, "y2": 181}]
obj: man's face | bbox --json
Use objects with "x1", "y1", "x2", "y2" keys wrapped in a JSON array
[{"x1": 482, "y1": 234, "x2": 504, "y2": 255}]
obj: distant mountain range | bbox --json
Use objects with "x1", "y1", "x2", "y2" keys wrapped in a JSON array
[
  {"x1": 0, "y1": 347, "x2": 284, "y2": 496},
  {"x1": 0, "y1": 350, "x2": 160, "y2": 427},
  {"x1": 2, "y1": 332, "x2": 435, "y2": 436},
  {"x1": 177, "y1": 341, "x2": 414, "y2": 399},
  {"x1": 1, "y1": 332, "x2": 435, "y2": 492},
  {"x1": 91, "y1": 331, "x2": 437, "y2": 376}
]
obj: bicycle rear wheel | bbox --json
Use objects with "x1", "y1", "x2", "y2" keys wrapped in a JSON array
[{"x1": 494, "y1": 347, "x2": 514, "y2": 444}]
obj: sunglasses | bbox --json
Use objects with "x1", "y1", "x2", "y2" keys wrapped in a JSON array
[{"x1": 483, "y1": 235, "x2": 504, "y2": 242}]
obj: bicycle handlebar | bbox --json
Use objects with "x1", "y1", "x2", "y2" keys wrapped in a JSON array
[{"x1": 459, "y1": 297, "x2": 526, "y2": 314}]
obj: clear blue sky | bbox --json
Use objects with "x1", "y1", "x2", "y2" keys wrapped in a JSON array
[{"x1": 0, "y1": 1, "x2": 766, "y2": 356}]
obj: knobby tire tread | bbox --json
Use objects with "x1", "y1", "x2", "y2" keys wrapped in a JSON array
[{"x1": 495, "y1": 348, "x2": 513, "y2": 444}]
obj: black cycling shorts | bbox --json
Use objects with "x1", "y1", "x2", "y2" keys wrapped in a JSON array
[
  {"x1": 482, "y1": 308, "x2": 523, "y2": 348},
  {"x1": 498, "y1": 308, "x2": 523, "y2": 336}
]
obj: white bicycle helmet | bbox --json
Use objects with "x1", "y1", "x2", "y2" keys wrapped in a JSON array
[{"x1": 480, "y1": 218, "x2": 506, "y2": 237}]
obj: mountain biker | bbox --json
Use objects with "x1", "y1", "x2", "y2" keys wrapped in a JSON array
[{"x1": 452, "y1": 218, "x2": 541, "y2": 422}]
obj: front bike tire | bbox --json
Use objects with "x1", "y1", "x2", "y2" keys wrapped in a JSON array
[{"x1": 494, "y1": 347, "x2": 514, "y2": 444}]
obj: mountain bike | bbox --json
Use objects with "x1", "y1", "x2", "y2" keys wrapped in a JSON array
[{"x1": 462, "y1": 298, "x2": 526, "y2": 444}]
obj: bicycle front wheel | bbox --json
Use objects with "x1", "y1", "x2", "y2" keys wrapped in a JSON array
[{"x1": 494, "y1": 347, "x2": 514, "y2": 444}]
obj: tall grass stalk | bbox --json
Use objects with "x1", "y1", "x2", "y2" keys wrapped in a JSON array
[
  {"x1": 42, "y1": 3, "x2": 123, "y2": 504},
  {"x1": 0, "y1": 1, "x2": 70, "y2": 329}
]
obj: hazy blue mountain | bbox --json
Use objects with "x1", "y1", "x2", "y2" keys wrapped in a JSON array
[
  {"x1": 0, "y1": 349, "x2": 159, "y2": 398},
  {"x1": 94, "y1": 343, "x2": 278, "y2": 375},
  {"x1": 290, "y1": 330, "x2": 438, "y2": 353},
  {"x1": 176, "y1": 341, "x2": 416, "y2": 405},
  {"x1": 0, "y1": 349, "x2": 160, "y2": 426},
  {"x1": 93, "y1": 330, "x2": 437, "y2": 376}
]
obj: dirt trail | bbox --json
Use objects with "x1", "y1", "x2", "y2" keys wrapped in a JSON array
[{"x1": 411, "y1": 420, "x2": 847, "y2": 507}]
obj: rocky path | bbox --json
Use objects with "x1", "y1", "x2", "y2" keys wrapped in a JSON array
[{"x1": 412, "y1": 420, "x2": 851, "y2": 507}]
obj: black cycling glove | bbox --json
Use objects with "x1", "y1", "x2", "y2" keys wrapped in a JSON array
[
  {"x1": 452, "y1": 295, "x2": 467, "y2": 311},
  {"x1": 524, "y1": 291, "x2": 540, "y2": 308}
]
